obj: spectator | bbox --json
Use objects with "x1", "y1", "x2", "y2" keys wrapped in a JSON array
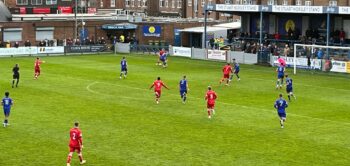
[
  {"x1": 339, "y1": 28, "x2": 345, "y2": 45},
  {"x1": 273, "y1": 44, "x2": 279, "y2": 56},
  {"x1": 24, "y1": 40, "x2": 31, "y2": 47},
  {"x1": 6, "y1": 41, "x2": 11, "y2": 48},
  {"x1": 0, "y1": 40, "x2": 4, "y2": 48},
  {"x1": 317, "y1": 49, "x2": 324, "y2": 59},
  {"x1": 209, "y1": 38, "x2": 214, "y2": 49},
  {"x1": 39, "y1": 40, "x2": 46, "y2": 47},
  {"x1": 305, "y1": 28, "x2": 312, "y2": 40},
  {"x1": 14, "y1": 42, "x2": 20, "y2": 48},
  {"x1": 75, "y1": 39, "x2": 81, "y2": 45},
  {"x1": 100, "y1": 37, "x2": 106, "y2": 45},
  {"x1": 119, "y1": 34, "x2": 125, "y2": 43},
  {"x1": 283, "y1": 44, "x2": 290, "y2": 57},
  {"x1": 274, "y1": 32, "x2": 281, "y2": 40}
]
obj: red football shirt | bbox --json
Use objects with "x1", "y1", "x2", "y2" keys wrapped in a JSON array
[
  {"x1": 153, "y1": 80, "x2": 164, "y2": 91},
  {"x1": 223, "y1": 65, "x2": 232, "y2": 75},
  {"x1": 69, "y1": 128, "x2": 83, "y2": 147},
  {"x1": 35, "y1": 60, "x2": 42, "y2": 68},
  {"x1": 159, "y1": 51, "x2": 165, "y2": 57},
  {"x1": 205, "y1": 90, "x2": 217, "y2": 105}
]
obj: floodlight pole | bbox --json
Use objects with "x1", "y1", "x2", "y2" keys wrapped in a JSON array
[
  {"x1": 259, "y1": 11, "x2": 263, "y2": 47},
  {"x1": 74, "y1": 0, "x2": 78, "y2": 40},
  {"x1": 204, "y1": 7, "x2": 208, "y2": 49},
  {"x1": 326, "y1": 12, "x2": 330, "y2": 58}
]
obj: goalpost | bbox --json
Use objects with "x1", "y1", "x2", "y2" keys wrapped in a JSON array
[{"x1": 293, "y1": 43, "x2": 350, "y2": 75}]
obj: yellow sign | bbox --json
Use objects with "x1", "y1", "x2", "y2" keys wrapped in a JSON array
[
  {"x1": 285, "y1": 19, "x2": 295, "y2": 32},
  {"x1": 149, "y1": 26, "x2": 156, "y2": 33},
  {"x1": 347, "y1": 62, "x2": 350, "y2": 73}
]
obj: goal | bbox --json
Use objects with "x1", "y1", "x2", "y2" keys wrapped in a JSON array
[{"x1": 292, "y1": 44, "x2": 350, "y2": 74}]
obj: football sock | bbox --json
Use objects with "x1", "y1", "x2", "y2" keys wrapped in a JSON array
[
  {"x1": 280, "y1": 120, "x2": 283, "y2": 126},
  {"x1": 4, "y1": 119, "x2": 8, "y2": 124},
  {"x1": 183, "y1": 96, "x2": 186, "y2": 102},
  {"x1": 207, "y1": 110, "x2": 211, "y2": 116},
  {"x1": 288, "y1": 95, "x2": 291, "y2": 101},
  {"x1": 67, "y1": 155, "x2": 72, "y2": 163},
  {"x1": 236, "y1": 74, "x2": 240, "y2": 79},
  {"x1": 16, "y1": 80, "x2": 19, "y2": 87},
  {"x1": 78, "y1": 154, "x2": 83, "y2": 162},
  {"x1": 12, "y1": 80, "x2": 15, "y2": 86}
]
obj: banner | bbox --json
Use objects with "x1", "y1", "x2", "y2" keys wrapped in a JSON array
[
  {"x1": 330, "y1": 60, "x2": 347, "y2": 73},
  {"x1": 172, "y1": 47, "x2": 191, "y2": 58},
  {"x1": 65, "y1": 45, "x2": 107, "y2": 53},
  {"x1": 207, "y1": 50, "x2": 226, "y2": 61},
  {"x1": 143, "y1": 26, "x2": 161, "y2": 37},
  {"x1": 0, "y1": 47, "x2": 37, "y2": 56},
  {"x1": 251, "y1": 15, "x2": 269, "y2": 33},
  {"x1": 271, "y1": 56, "x2": 322, "y2": 70},
  {"x1": 278, "y1": 15, "x2": 302, "y2": 35},
  {"x1": 347, "y1": 62, "x2": 350, "y2": 73},
  {"x1": 38, "y1": 46, "x2": 64, "y2": 54}
]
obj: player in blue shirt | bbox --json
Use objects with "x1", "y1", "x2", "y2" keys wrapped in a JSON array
[
  {"x1": 2, "y1": 92, "x2": 13, "y2": 127},
  {"x1": 230, "y1": 59, "x2": 240, "y2": 82},
  {"x1": 179, "y1": 76, "x2": 189, "y2": 103},
  {"x1": 285, "y1": 74, "x2": 296, "y2": 101},
  {"x1": 160, "y1": 52, "x2": 168, "y2": 68},
  {"x1": 274, "y1": 94, "x2": 288, "y2": 128},
  {"x1": 276, "y1": 65, "x2": 285, "y2": 89},
  {"x1": 120, "y1": 57, "x2": 127, "y2": 79}
]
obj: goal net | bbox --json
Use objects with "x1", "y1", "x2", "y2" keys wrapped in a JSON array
[{"x1": 270, "y1": 44, "x2": 350, "y2": 74}]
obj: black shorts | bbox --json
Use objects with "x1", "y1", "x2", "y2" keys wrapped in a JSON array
[{"x1": 13, "y1": 74, "x2": 20, "y2": 79}]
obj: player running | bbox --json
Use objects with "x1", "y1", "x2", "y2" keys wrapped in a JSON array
[
  {"x1": 276, "y1": 65, "x2": 285, "y2": 89},
  {"x1": 2, "y1": 92, "x2": 13, "y2": 127},
  {"x1": 67, "y1": 122, "x2": 86, "y2": 166},
  {"x1": 156, "y1": 48, "x2": 165, "y2": 66},
  {"x1": 34, "y1": 57, "x2": 45, "y2": 79},
  {"x1": 159, "y1": 51, "x2": 168, "y2": 68},
  {"x1": 179, "y1": 76, "x2": 189, "y2": 104},
  {"x1": 220, "y1": 63, "x2": 233, "y2": 86},
  {"x1": 285, "y1": 74, "x2": 296, "y2": 101},
  {"x1": 12, "y1": 64, "x2": 20, "y2": 88},
  {"x1": 149, "y1": 77, "x2": 169, "y2": 104},
  {"x1": 205, "y1": 86, "x2": 217, "y2": 119},
  {"x1": 120, "y1": 56, "x2": 128, "y2": 79},
  {"x1": 230, "y1": 59, "x2": 240, "y2": 82},
  {"x1": 274, "y1": 94, "x2": 288, "y2": 128}
]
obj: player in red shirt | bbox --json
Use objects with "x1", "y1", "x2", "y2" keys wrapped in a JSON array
[
  {"x1": 205, "y1": 86, "x2": 217, "y2": 119},
  {"x1": 220, "y1": 63, "x2": 233, "y2": 86},
  {"x1": 156, "y1": 48, "x2": 165, "y2": 66},
  {"x1": 149, "y1": 77, "x2": 169, "y2": 104},
  {"x1": 66, "y1": 122, "x2": 86, "y2": 166},
  {"x1": 34, "y1": 57, "x2": 45, "y2": 79}
]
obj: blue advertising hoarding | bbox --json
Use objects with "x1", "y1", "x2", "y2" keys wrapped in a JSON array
[{"x1": 143, "y1": 26, "x2": 161, "y2": 37}]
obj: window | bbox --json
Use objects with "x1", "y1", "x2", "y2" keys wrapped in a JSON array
[
  {"x1": 137, "y1": 0, "x2": 141, "y2": 7},
  {"x1": 36, "y1": 27, "x2": 54, "y2": 41},
  {"x1": 243, "y1": 0, "x2": 252, "y2": 4},
  {"x1": 31, "y1": 0, "x2": 42, "y2": 5},
  {"x1": 111, "y1": 0, "x2": 115, "y2": 7},
  {"x1": 235, "y1": 0, "x2": 240, "y2": 4},
  {"x1": 329, "y1": 1, "x2": 337, "y2": 6},
  {"x1": 4, "y1": 28, "x2": 22, "y2": 42},
  {"x1": 208, "y1": 0, "x2": 212, "y2": 5},
  {"x1": 125, "y1": 0, "x2": 130, "y2": 6},
  {"x1": 160, "y1": 0, "x2": 164, "y2": 7},
  {"x1": 296, "y1": 0, "x2": 301, "y2": 5},
  {"x1": 46, "y1": 0, "x2": 57, "y2": 5},
  {"x1": 305, "y1": 0, "x2": 311, "y2": 6},
  {"x1": 225, "y1": 0, "x2": 231, "y2": 4},
  {"x1": 131, "y1": 0, "x2": 134, "y2": 7},
  {"x1": 142, "y1": 0, "x2": 147, "y2": 7},
  {"x1": 171, "y1": 0, "x2": 175, "y2": 8},
  {"x1": 16, "y1": 0, "x2": 28, "y2": 5},
  {"x1": 201, "y1": 0, "x2": 205, "y2": 6},
  {"x1": 165, "y1": 0, "x2": 168, "y2": 7},
  {"x1": 188, "y1": 0, "x2": 192, "y2": 6},
  {"x1": 282, "y1": 0, "x2": 288, "y2": 5},
  {"x1": 177, "y1": 0, "x2": 182, "y2": 8},
  {"x1": 267, "y1": 0, "x2": 275, "y2": 5}
]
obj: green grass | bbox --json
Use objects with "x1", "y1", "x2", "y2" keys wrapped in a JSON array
[{"x1": 0, "y1": 54, "x2": 349, "y2": 166}]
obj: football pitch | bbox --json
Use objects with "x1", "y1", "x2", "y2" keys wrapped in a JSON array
[{"x1": 0, "y1": 54, "x2": 349, "y2": 165}]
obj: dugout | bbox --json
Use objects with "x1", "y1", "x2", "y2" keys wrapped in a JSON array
[{"x1": 101, "y1": 23, "x2": 138, "y2": 43}]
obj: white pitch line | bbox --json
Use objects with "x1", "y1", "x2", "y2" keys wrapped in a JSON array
[{"x1": 87, "y1": 81, "x2": 350, "y2": 126}]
